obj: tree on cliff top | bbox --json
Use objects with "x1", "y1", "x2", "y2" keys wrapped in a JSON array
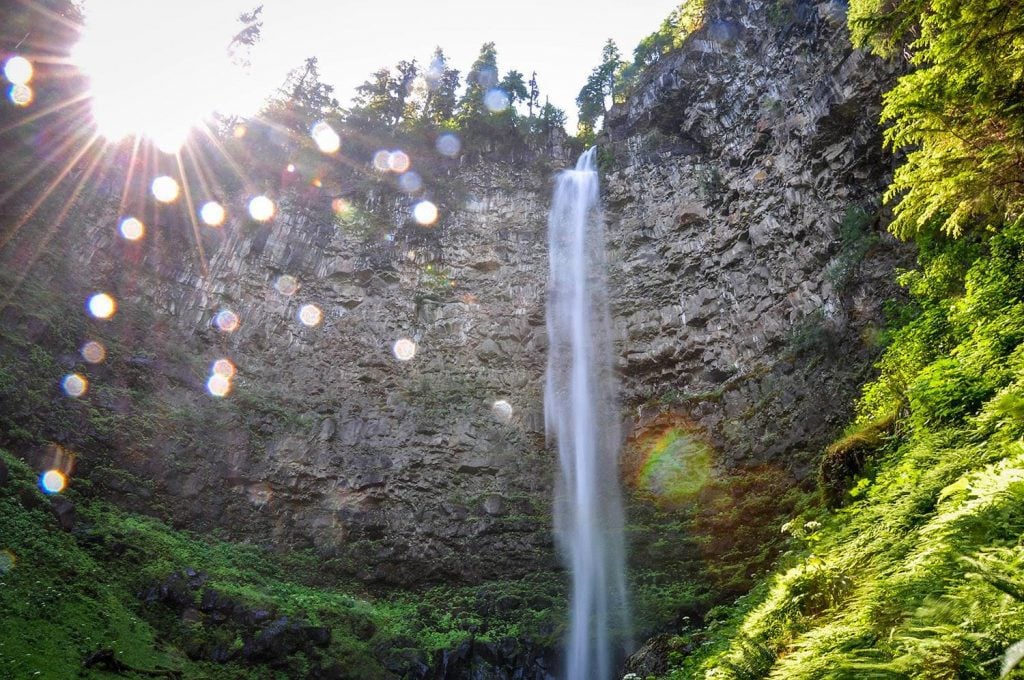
[
  {"x1": 849, "y1": 0, "x2": 1024, "y2": 238},
  {"x1": 575, "y1": 39, "x2": 623, "y2": 133},
  {"x1": 421, "y1": 47, "x2": 460, "y2": 126}
]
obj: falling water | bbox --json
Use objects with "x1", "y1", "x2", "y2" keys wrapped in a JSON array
[{"x1": 545, "y1": 147, "x2": 630, "y2": 680}]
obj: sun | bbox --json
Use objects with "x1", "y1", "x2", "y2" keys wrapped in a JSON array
[{"x1": 71, "y1": 1, "x2": 263, "y2": 153}]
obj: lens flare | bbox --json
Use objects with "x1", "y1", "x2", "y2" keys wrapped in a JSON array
[
  {"x1": 233, "y1": 124, "x2": 246, "y2": 138},
  {"x1": 62, "y1": 373, "x2": 88, "y2": 397},
  {"x1": 311, "y1": 121, "x2": 340, "y2": 153},
  {"x1": 9, "y1": 84, "x2": 32, "y2": 106},
  {"x1": 388, "y1": 151, "x2": 411, "y2": 173},
  {"x1": 484, "y1": 88, "x2": 510, "y2": 113},
  {"x1": 4, "y1": 56, "x2": 33, "y2": 85},
  {"x1": 247, "y1": 482, "x2": 272, "y2": 506},
  {"x1": 275, "y1": 275, "x2": 299, "y2": 296},
  {"x1": 72, "y1": 3, "x2": 265, "y2": 146},
  {"x1": 40, "y1": 470, "x2": 67, "y2": 494},
  {"x1": 298, "y1": 304, "x2": 322, "y2": 327},
  {"x1": 393, "y1": 338, "x2": 417, "y2": 361},
  {"x1": 153, "y1": 128, "x2": 186, "y2": 154},
  {"x1": 399, "y1": 171, "x2": 422, "y2": 193},
  {"x1": 119, "y1": 217, "x2": 144, "y2": 240},
  {"x1": 331, "y1": 198, "x2": 352, "y2": 217},
  {"x1": 413, "y1": 201, "x2": 438, "y2": 226},
  {"x1": 634, "y1": 427, "x2": 713, "y2": 506},
  {"x1": 207, "y1": 373, "x2": 231, "y2": 397},
  {"x1": 200, "y1": 201, "x2": 226, "y2": 226},
  {"x1": 492, "y1": 399, "x2": 513, "y2": 423},
  {"x1": 476, "y1": 66, "x2": 498, "y2": 89},
  {"x1": 248, "y1": 195, "x2": 275, "y2": 221},
  {"x1": 436, "y1": 133, "x2": 461, "y2": 157},
  {"x1": 0, "y1": 549, "x2": 15, "y2": 574},
  {"x1": 372, "y1": 150, "x2": 391, "y2": 172},
  {"x1": 81, "y1": 340, "x2": 106, "y2": 364},
  {"x1": 151, "y1": 176, "x2": 179, "y2": 202},
  {"x1": 214, "y1": 309, "x2": 239, "y2": 333},
  {"x1": 212, "y1": 358, "x2": 236, "y2": 378},
  {"x1": 87, "y1": 292, "x2": 116, "y2": 319}
]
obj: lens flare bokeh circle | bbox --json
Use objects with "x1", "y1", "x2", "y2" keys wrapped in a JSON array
[
  {"x1": 62, "y1": 373, "x2": 88, "y2": 397},
  {"x1": 298, "y1": 304, "x2": 322, "y2": 327},
  {"x1": 275, "y1": 275, "x2": 299, "y2": 296},
  {"x1": 4, "y1": 56, "x2": 33, "y2": 85},
  {"x1": 248, "y1": 195, "x2": 275, "y2": 221},
  {"x1": 40, "y1": 470, "x2": 67, "y2": 494},
  {"x1": 87, "y1": 293, "x2": 117, "y2": 319},
  {"x1": 413, "y1": 201, "x2": 438, "y2": 226},
  {"x1": 393, "y1": 338, "x2": 417, "y2": 361},
  {"x1": 207, "y1": 374, "x2": 231, "y2": 397},
  {"x1": 81, "y1": 340, "x2": 106, "y2": 364},
  {"x1": 200, "y1": 201, "x2": 226, "y2": 226},
  {"x1": 311, "y1": 121, "x2": 340, "y2": 153},
  {"x1": 492, "y1": 399, "x2": 514, "y2": 423},
  {"x1": 214, "y1": 309, "x2": 240, "y2": 333},
  {"x1": 151, "y1": 176, "x2": 180, "y2": 203},
  {"x1": 119, "y1": 217, "x2": 144, "y2": 240}
]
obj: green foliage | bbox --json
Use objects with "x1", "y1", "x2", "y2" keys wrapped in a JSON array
[
  {"x1": 615, "y1": 0, "x2": 707, "y2": 99},
  {"x1": 0, "y1": 448, "x2": 572, "y2": 678},
  {"x1": 848, "y1": 0, "x2": 1024, "y2": 238},
  {"x1": 826, "y1": 205, "x2": 879, "y2": 289},
  {"x1": 635, "y1": 428, "x2": 713, "y2": 506},
  {"x1": 0, "y1": 450, "x2": 188, "y2": 678},
  {"x1": 784, "y1": 308, "x2": 833, "y2": 357},
  {"x1": 576, "y1": 39, "x2": 624, "y2": 133},
  {"x1": 820, "y1": 409, "x2": 899, "y2": 504},
  {"x1": 672, "y1": 221, "x2": 1024, "y2": 678},
  {"x1": 421, "y1": 47, "x2": 461, "y2": 126}
]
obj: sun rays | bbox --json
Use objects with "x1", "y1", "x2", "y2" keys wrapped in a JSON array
[{"x1": 0, "y1": 0, "x2": 373, "y2": 312}]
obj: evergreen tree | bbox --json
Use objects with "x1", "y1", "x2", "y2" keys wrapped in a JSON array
[
  {"x1": 393, "y1": 59, "x2": 419, "y2": 125},
  {"x1": 500, "y1": 70, "x2": 529, "y2": 106},
  {"x1": 528, "y1": 71, "x2": 540, "y2": 118},
  {"x1": 228, "y1": 5, "x2": 263, "y2": 69},
  {"x1": 458, "y1": 41, "x2": 499, "y2": 121},
  {"x1": 849, "y1": 0, "x2": 1024, "y2": 237},
  {"x1": 422, "y1": 47, "x2": 460, "y2": 126},
  {"x1": 349, "y1": 66, "x2": 407, "y2": 130},
  {"x1": 266, "y1": 57, "x2": 339, "y2": 133},
  {"x1": 576, "y1": 39, "x2": 624, "y2": 132}
]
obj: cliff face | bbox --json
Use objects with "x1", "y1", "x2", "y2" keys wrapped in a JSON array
[
  {"x1": 6, "y1": 0, "x2": 906, "y2": 586},
  {"x1": 67, "y1": 164, "x2": 560, "y2": 585},
  {"x1": 603, "y1": 0, "x2": 907, "y2": 477}
]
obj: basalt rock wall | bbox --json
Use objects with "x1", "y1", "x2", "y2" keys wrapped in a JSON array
[
  {"x1": 603, "y1": 0, "x2": 908, "y2": 477},
  {"x1": 19, "y1": 0, "x2": 908, "y2": 585}
]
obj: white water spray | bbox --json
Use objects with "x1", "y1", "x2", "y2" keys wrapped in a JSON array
[{"x1": 545, "y1": 148, "x2": 630, "y2": 680}]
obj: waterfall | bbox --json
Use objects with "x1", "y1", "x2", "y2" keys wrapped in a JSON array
[{"x1": 545, "y1": 147, "x2": 630, "y2": 680}]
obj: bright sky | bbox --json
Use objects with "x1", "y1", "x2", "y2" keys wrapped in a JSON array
[
  {"x1": 73, "y1": 0, "x2": 681, "y2": 134},
  {"x1": 250, "y1": 0, "x2": 682, "y2": 127}
]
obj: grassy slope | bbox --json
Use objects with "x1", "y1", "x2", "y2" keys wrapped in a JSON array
[
  {"x1": 660, "y1": 223, "x2": 1024, "y2": 678},
  {"x1": 0, "y1": 448, "x2": 572, "y2": 679}
]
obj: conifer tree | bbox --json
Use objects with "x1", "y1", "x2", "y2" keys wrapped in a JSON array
[{"x1": 849, "y1": 0, "x2": 1024, "y2": 237}]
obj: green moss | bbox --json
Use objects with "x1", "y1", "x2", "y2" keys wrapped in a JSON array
[{"x1": 0, "y1": 448, "x2": 568, "y2": 679}]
